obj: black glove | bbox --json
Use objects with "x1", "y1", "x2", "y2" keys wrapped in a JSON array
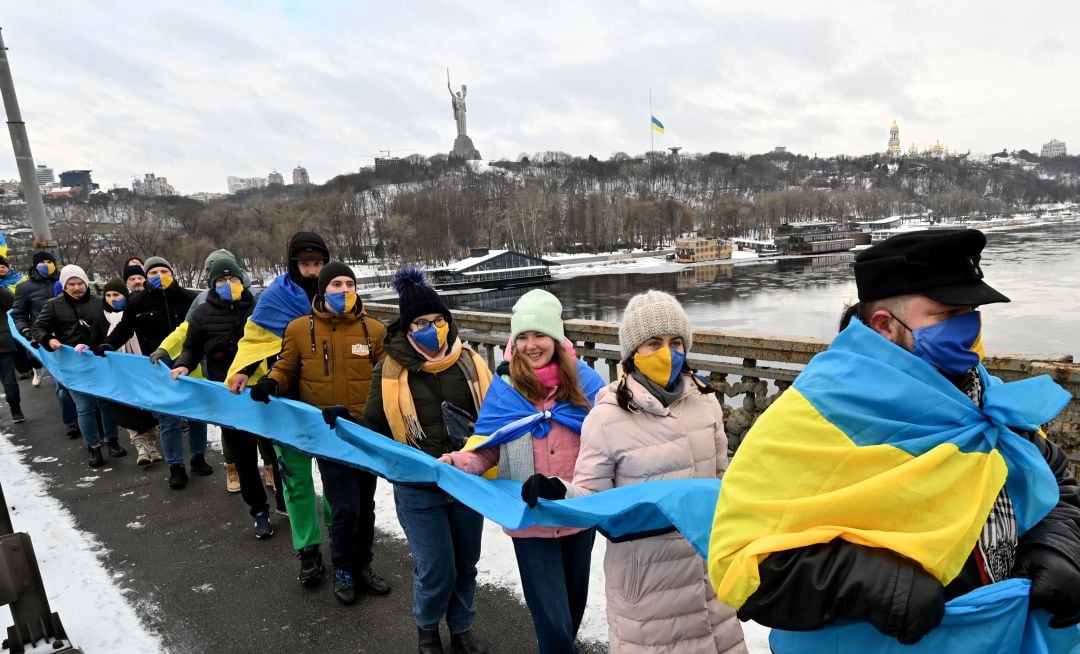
[
  {"x1": 891, "y1": 563, "x2": 946, "y2": 645},
  {"x1": 1014, "y1": 545, "x2": 1080, "y2": 628},
  {"x1": 19, "y1": 329, "x2": 31, "y2": 343},
  {"x1": 28, "y1": 338, "x2": 41, "y2": 350},
  {"x1": 92, "y1": 343, "x2": 114, "y2": 357},
  {"x1": 520, "y1": 473, "x2": 567, "y2": 508},
  {"x1": 40, "y1": 338, "x2": 56, "y2": 352},
  {"x1": 322, "y1": 405, "x2": 357, "y2": 429},
  {"x1": 148, "y1": 347, "x2": 168, "y2": 365},
  {"x1": 249, "y1": 377, "x2": 279, "y2": 404}
]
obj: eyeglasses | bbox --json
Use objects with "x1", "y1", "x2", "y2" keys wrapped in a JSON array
[{"x1": 412, "y1": 316, "x2": 447, "y2": 330}]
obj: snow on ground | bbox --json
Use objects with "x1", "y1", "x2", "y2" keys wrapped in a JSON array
[{"x1": 0, "y1": 429, "x2": 165, "y2": 653}]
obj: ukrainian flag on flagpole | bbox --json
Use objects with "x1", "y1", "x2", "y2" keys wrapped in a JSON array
[
  {"x1": 0, "y1": 230, "x2": 8, "y2": 258},
  {"x1": 651, "y1": 115, "x2": 665, "y2": 133}
]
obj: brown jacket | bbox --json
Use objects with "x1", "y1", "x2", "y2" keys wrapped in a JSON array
[
  {"x1": 267, "y1": 302, "x2": 386, "y2": 416},
  {"x1": 566, "y1": 375, "x2": 746, "y2": 654}
]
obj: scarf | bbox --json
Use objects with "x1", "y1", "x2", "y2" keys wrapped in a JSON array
[
  {"x1": 381, "y1": 337, "x2": 492, "y2": 446},
  {"x1": 708, "y1": 318, "x2": 1069, "y2": 611},
  {"x1": 630, "y1": 368, "x2": 687, "y2": 407},
  {"x1": 105, "y1": 311, "x2": 142, "y2": 355}
]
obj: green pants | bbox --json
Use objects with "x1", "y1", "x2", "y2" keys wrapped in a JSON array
[{"x1": 275, "y1": 444, "x2": 332, "y2": 551}]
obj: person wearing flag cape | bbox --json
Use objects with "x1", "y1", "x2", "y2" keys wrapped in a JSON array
[
  {"x1": 439, "y1": 289, "x2": 605, "y2": 654},
  {"x1": 522, "y1": 290, "x2": 747, "y2": 653},
  {"x1": 709, "y1": 229, "x2": 1080, "y2": 652}
]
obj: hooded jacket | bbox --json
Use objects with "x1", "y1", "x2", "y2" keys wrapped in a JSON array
[
  {"x1": 173, "y1": 288, "x2": 256, "y2": 381},
  {"x1": 286, "y1": 231, "x2": 329, "y2": 300},
  {"x1": 267, "y1": 297, "x2": 386, "y2": 416},
  {"x1": 11, "y1": 266, "x2": 59, "y2": 335}
]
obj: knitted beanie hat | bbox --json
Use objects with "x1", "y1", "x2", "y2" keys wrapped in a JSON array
[
  {"x1": 207, "y1": 256, "x2": 246, "y2": 287},
  {"x1": 143, "y1": 256, "x2": 173, "y2": 275},
  {"x1": 59, "y1": 264, "x2": 89, "y2": 289},
  {"x1": 32, "y1": 251, "x2": 56, "y2": 265},
  {"x1": 317, "y1": 261, "x2": 356, "y2": 296},
  {"x1": 0, "y1": 256, "x2": 8, "y2": 267},
  {"x1": 391, "y1": 265, "x2": 450, "y2": 326},
  {"x1": 103, "y1": 278, "x2": 129, "y2": 297},
  {"x1": 618, "y1": 290, "x2": 693, "y2": 360},
  {"x1": 510, "y1": 289, "x2": 564, "y2": 342},
  {"x1": 122, "y1": 264, "x2": 145, "y2": 281}
]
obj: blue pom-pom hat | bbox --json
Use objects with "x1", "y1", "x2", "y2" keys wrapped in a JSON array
[{"x1": 392, "y1": 265, "x2": 451, "y2": 326}]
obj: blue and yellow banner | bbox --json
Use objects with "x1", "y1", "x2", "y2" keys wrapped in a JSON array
[{"x1": 651, "y1": 115, "x2": 665, "y2": 133}]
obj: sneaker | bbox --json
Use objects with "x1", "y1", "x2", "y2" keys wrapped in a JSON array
[
  {"x1": 253, "y1": 511, "x2": 274, "y2": 539},
  {"x1": 11, "y1": 407, "x2": 25, "y2": 423},
  {"x1": 358, "y1": 566, "x2": 391, "y2": 595},
  {"x1": 190, "y1": 454, "x2": 213, "y2": 476},
  {"x1": 87, "y1": 446, "x2": 104, "y2": 468},
  {"x1": 106, "y1": 440, "x2": 128, "y2": 457},
  {"x1": 168, "y1": 464, "x2": 188, "y2": 490},
  {"x1": 333, "y1": 569, "x2": 356, "y2": 605},
  {"x1": 31, "y1": 369, "x2": 41, "y2": 387},
  {"x1": 134, "y1": 442, "x2": 152, "y2": 466},
  {"x1": 263, "y1": 464, "x2": 276, "y2": 490},
  {"x1": 297, "y1": 547, "x2": 325, "y2": 587},
  {"x1": 147, "y1": 443, "x2": 163, "y2": 463},
  {"x1": 225, "y1": 463, "x2": 241, "y2": 493},
  {"x1": 66, "y1": 425, "x2": 81, "y2": 440}
]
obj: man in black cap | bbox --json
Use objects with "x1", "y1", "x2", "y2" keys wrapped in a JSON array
[{"x1": 713, "y1": 229, "x2": 1080, "y2": 646}]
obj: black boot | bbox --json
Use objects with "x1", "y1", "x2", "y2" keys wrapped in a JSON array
[
  {"x1": 333, "y1": 569, "x2": 356, "y2": 605},
  {"x1": 449, "y1": 630, "x2": 486, "y2": 654},
  {"x1": 106, "y1": 440, "x2": 128, "y2": 457},
  {"x1": 168, "y1": 464, "x2": 188, "y2": 489},
  {"x1": 87, "y1": 446, "x2": 104, "y2": 468},
  {"x1": 297, "y1": 546, "x2": 325, "y2": 587},
  {"x1": 359, "y1": 566, "x2": 391, "y2": 595},
  {"x1": 418, "y1": 626, "x2": 443, "y2": 654},
  {"x1": 66, "y1": 425, "x2": 81, "y2": 440},
  {"x1": 190, "y1": 453, "x2": 213, "y2": 476}
]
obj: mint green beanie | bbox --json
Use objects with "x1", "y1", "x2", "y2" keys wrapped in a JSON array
[{"x1": 511, "y1": 289, "x2": 565, "y2": 342}]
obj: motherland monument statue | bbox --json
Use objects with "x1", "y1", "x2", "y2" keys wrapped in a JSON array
[{"x1": 447, "y1": 68, "x2": 481, "y2": 160}]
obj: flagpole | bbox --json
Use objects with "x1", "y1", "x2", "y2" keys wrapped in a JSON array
[{"x1": 649, "y1": 87, "x2": 654, "y2": 154}]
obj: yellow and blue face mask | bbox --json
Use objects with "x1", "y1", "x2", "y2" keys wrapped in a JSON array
[
  {"x1": 633, "y1": 346, "x2": 687, "y2": 389},
  {"x1": 214, "y1": 280, "x2": 244, "y2": 302},
  {"x1": 148, "y1": 272, "x2": 174, "y2": 290},
  {"x1": 325, "y1": 291, "x2": 358, "y2": 314},
  {"x1": 36, "y1": 262, "x2": 56, "y2": 277},
  {"x1": 107, "y1": 296, "x2": 126, "y2": 311},
  {"x1": 909, "y1": 310, "x2": 984, "y2": 375},
  {"x1": 412, "y1": 320, "x2": 450, "y2": 352}
]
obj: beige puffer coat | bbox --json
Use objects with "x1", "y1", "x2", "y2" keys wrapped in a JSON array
[{"x1": 565, "y1": 374, "x2": 746, "y2": 654}]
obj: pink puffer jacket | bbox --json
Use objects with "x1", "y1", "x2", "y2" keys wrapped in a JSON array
[{"x1": 565, "y1": 375, "x2": 747, "y2": 654}]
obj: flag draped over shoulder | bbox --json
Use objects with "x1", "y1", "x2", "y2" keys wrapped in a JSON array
[
  {"x1": 465, "y1": 360, "x2": 607, "y2": 451},
  {"x1": 707, "y1": 318, "x2": 1069, "y2": 612},
  {"x1": 225, "y1": 274, "x2": 310, "y2": 382}
]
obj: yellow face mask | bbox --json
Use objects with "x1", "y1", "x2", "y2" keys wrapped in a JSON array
[
  {"x1": 149, "y1": 272, "x2": 174, "y2": 290},
  {"x1": 632, "y1": 346, "x2": 687, "y2": 389},
  {"x1": 435, "y1": 320, "x2": 450, "y2": 349}
]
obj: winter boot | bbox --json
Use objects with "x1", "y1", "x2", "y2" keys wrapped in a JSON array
[
  {"x1": 132, "y1": 435, "x2": 152, "y2": 466},
  {"x1": 225, "y1": 463, "x2": 241, "y2": 493},
  {"x1": 253, "y1": 511, "x2": 274, "y2": 539},
  {"x1": 146, "y1": 441, "x2": 163, "y2": 463},
  {"x1": 263, "y1": 464, "x2": 276, "y2": 490},
  {"x1": 190, "y1": 454, "x2": 213, "y2": 476},
  {"x1": 449, "y1": 630, "x2": 487, "y2": 654},
  {"x1": 297, "y1": 546, "x2": 325, "y2": 587},
  {"x1": 10, "y1": 406, "x2": 25, "y2": 423},
  {"x1": 66, "y1": 425, "x2": 81, "y2": 440},
  {"x1": 359, "y1": 566, "x2": 391, "y2": 595},
  {"x1": 418, "y1": 627, "x2": 444, "y2": 654},
  {"x1": 333, "y1": 569, "x2": 356, "y2": 605},
  {"x1": 168, "y1": 464, "x2": 188, "y2": 490},
  {"x1": 87, "y1": 446, "x2": 104, "y2": 468},
  {"x1": 106, "y1": 440, "x2": 128, "y2": 457}
]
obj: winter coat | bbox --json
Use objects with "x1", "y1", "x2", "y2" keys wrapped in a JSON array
[
  {"x1": 31, "y1": 292, "x2": 105, "y2": 348},
  {"x1": 0, "y1": 287, "x2": 16, "y2": 354},
  {"x1": 267, "y1": 300, "x2": 386, "y2": 416},
  {"x1": 173, "y1": 290, "x2": 256, "y2": 382},
  {"x1": 104, "y1": 283, "x2": 198, "y2": 354},
  {"x1": 565, "y1": 374, "x2": 746, "y2": 654},
  {"x1": 362, "y1": 319, "x2": 483, "y2": 459},
  {"x1": 92, "y1": 307, "x2": 141, "y2": 355},
  {"x1": 11, "y1": 268, "x2": 59, "y2": 336}
]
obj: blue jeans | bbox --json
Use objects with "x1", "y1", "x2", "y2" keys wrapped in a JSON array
[
  {"x1": 153, "y1": 412, "x2": 207, "y2": 466},
  {"x1": 393, "y1": 483, "x2": 484, "y2": 633},
  {"x1": 513, "y1": 530, "x2": 596, "y2": 654},
  {"x1": 68, "y1": 389, "x2": 118, "y2": 448},
  {"x1": 53, "y1": 378, "x2": 78, "y2": 429}
]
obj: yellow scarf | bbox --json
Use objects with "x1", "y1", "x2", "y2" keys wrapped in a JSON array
[{"x1": 382, "y1": 338, "x2": 492, "y2": 446}]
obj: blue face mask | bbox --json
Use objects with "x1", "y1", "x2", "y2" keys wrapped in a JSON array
[
  {"x1": 633, "y1": 346, "x2": 687, "y2": 389},
  {"x1": 37, "y1": 262, "x2": 56, "y2": 277},
  {"x1": 906, "y1": 310, "x2": 985, "y2": 375},
  {"x1": 324, "y1": 291, "x2": 357, "y2": 314},
  {"x1": 411, "y1": 323, "x2": 442, "y2": 352},
  {"x1": 108, "y1": 297, "x2": 126, "y2": 311}
]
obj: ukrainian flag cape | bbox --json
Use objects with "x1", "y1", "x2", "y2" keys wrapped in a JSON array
[
  {"x1": 226, "y1": 274, "x2": 310, "y2": 382},
  {"x1": 708, "y1": 318, "x2": 1069, "y2": 611},
  {"x1": 465, "y1": 360, "x2": 606, "y2": 450}
]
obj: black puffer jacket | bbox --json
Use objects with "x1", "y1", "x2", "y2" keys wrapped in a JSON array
[
  {"x1": 0, "y1": 287, "x2": 16, "y2": 354},
  {"x1": 362, "y1": 319, "x2": 481, "y2": 459},
  {"x1": 104, "y1": 283, "x2": 198, "y2": 354},
  {"x1": 11, "y1": 268, "x2": 59, "y2": 335},
  {"x1": 173, "y1": 289, "x2": 255, "y2": 381},
  {"x1": 31, "y1": 292, "x2": 105, "y2": 347}
]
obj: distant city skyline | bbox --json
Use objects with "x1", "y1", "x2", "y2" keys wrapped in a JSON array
[{"x1": 2, "y1": 1, "x2": 1078, "y2": 193}]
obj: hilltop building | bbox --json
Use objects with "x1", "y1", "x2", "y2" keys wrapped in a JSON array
[
  {"x1": 227, "y1": 176, "x2": 268, "y2": 193},
  {"x1": 132, "y1": 172, "x2": 176, "y2": 196},
  {"x1": 888, "y1": 120, "x2": 901, "y2": 156},
  {"x1": 292, "y1": 165, "x2": 310, "y2": 185},
  {"x1": 1041, "y1": 139, "x2": 1067, "y2": 158},
  {"x1": 268, "y1": 170, "x2": 285, "y2": 185}
]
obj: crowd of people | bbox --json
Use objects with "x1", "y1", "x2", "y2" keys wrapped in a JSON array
[{"x1": 2, "y1": 227, "x2": 1078, "y2": 654}]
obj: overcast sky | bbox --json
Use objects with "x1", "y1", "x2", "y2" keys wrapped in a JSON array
[{"x1": 1, "y1": 1, "x2": 1076, "y2": 194}]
